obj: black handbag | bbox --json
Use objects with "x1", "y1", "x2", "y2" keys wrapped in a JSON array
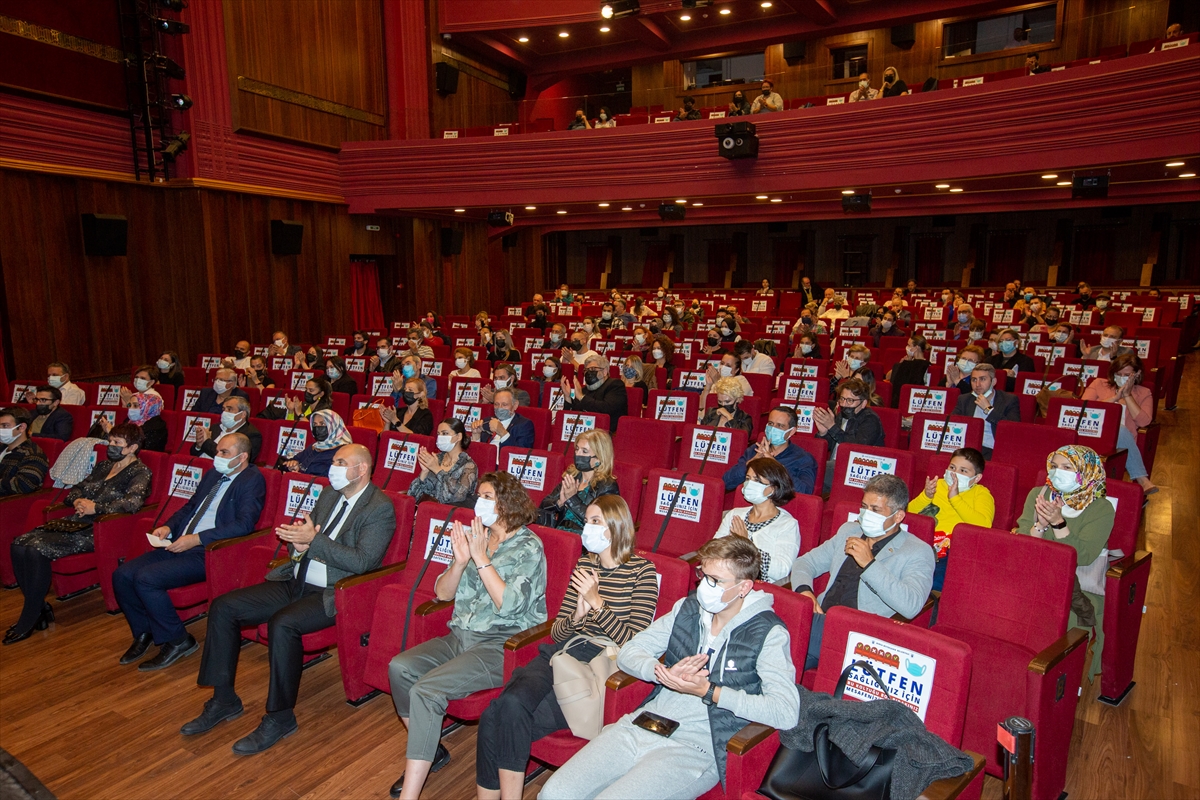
[{"x1": 758, "y1": 661, "x2": 896, "y2": 800}]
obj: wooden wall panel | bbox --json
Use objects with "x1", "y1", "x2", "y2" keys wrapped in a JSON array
[
  {"x1": 0, "y1": 169, "x2": 397, "y2": 380},
  {"x1": 426, "y1": 0, "x2": 518, "y2": 134},
  {"x1": 223, "y1": 0, "x2": 388, "y2": 148}
]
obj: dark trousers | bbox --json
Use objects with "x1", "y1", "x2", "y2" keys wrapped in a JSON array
[
  {"x1": 113, "y1": 548, "x2": 207, "y2": 644},
  {"x1": 476, "y1": 647, "x2": 575, "y2": 790},
  {"x1": 197, "y1": 578, "x2": 332, "y2": 714},
  {"x1": 10, "y1": 544, "x2": 52, "y2": 633}
]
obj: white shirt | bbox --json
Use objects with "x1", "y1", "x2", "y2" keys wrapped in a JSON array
[
  {"x1": 490, "y1": 413, "x2": 515, "y2": 450},
  {"x1": 303, "y1": 484, "x2": 368, "y2": 588},
  {"x1": 972, "y1": 390, "x2": 996, "y2": 449},
  {"x1": 57, "y1": 381, "x2": 86, "y2": 406},
  {"x1": 741, "y1": 353, "x2": 776, "y2": 376},
  {"x1": 570, "y1": 349, "x2": 600, "y2": 366},
  {"x1": 190, "y1": 474, "x2": 235, "y2": 538}
]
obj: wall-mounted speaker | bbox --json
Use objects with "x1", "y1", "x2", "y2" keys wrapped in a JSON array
[
  {"x1": 714, "y1": 120, "x2": 758, "y2": 160},
  {"x1": 658, "y1": 203, "x2": 686, "y2": 221},
  {"x1": 80, "y1": 214, "x2": 127, "y2": 257},
  {"x1": 891, "y1": 23, "x2": 916, "y2": 48},
  {"x1": 270, "y1": 220, "x2": 304, "y2": 255},
  {"x1": 440, "y1": 227, "x2": 464, "y2": 256},
  {"x1": 782, "y1": 41, "x2": 806, "y2": 61},
  {"x1": 435, "y1": 62, "x2": 459, "y2": 95},
  {"x1": 1072, "y1": 175, "x2": 1109, "y2": 199},
  {"x1": 842, "y1": 194, "x2": 872, "y2": 214}
]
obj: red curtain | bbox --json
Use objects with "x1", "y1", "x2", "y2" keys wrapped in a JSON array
[
  {"x1": 914, "y1": 235, "x2": 945, "y2": 287},
  {"x1": 585, "y1": 246, "x2": 608, "y2": 288},
  {"x1": 986, "y1": 232, "x2": 1027, "y2": 286},
  {"x1": 1072, "y1": 228, "x2": 1114, "y2": 285},
  {"x1": 641, "y1": 244, "x2": 671, "y2": 288},
  {"x1": 349, "y1": 260, "x2": 386, "y2": 331},
  {"x1": 707, "y1": 241, "x2": 733, "y2": 287},
  {"x1": 773, "y1": 239, "x2": 804, "y2": 289}
]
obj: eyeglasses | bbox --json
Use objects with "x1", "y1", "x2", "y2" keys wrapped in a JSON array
[
  {"x1": 694, "y1": 567, "x2": 725, "y2": 588},
  {"x1": 837, "y1": 396, "x2": 862, "y2": 406}
]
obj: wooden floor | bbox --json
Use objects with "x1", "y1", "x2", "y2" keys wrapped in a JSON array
[{"x1": 2, "y1": 361, "x2": 1198, "y2": 800}]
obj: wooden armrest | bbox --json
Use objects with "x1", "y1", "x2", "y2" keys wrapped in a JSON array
[
  {"x1": 1106, "y1": 549, "x2": 1151, "y2": 580},
  {"x1": 1028, "y1": 627, "x2": 1088, "y2": 675},
  {"x1": 726, "y1": 722, "x2": 775, "y2": 755},
  {"x1": 268, "y1": 556, "x2": 289, "y2": 570},
  {"x1": 505, "y1": 620, "x2": 553, "y2": 651},
  {"x1": 207, "y1": 527, "x2": 275, "y2": 552},
  {"x1": 334, "y1": 561, "x2": 407, "y2": 589},
  {"x1": 45, "y1": 503, "x2": 70, "y2": 513},
  {"x1": 892, "y1": 590, "x2": 940, "y2": 623},
  {"x1": 1136, "y1": 421, "x2": 1159, "y2": 435},
  {"x1": 680, "y1": 550, "x2": 701, "y2": 565},
  {"x1": 415, "y1": 598, "x2": 455, "y2": 616},
  {"x1": 605, "y1": 669, "x2": 642, "y2": 691},
  {"x1": 917, "y1": 751, "x2": 985, "y2": 800}
]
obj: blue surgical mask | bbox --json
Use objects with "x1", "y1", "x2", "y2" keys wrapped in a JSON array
[
  {"x1": 999, "y1": 340, "x2": 1017, "y2": 354},
  {"x1": 764, "y1": 426, "x2": 790, "y2": 447},
  {"x1": 402, "y1": 364, "x2": 416, "y2": 379},
  {"x1": 847, "y1": 358, "x2": 864, "y2": 370}
]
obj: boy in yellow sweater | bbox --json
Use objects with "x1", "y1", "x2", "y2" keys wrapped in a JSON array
[{"x1": 908, "y1": 447, "x2": 995, "y2": 590}]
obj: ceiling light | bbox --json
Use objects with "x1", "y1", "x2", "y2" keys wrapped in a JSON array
[
  {"x1": 1041, "y1": 174, "x2": 1058, "y2": 179},
  {"x1": 949, "y1": 188, "x2": 964, "y2": 193},
  {"x1": 755, "y1": 194, "x2": 768, "y2": 200},
  {"x1": 524, "y1": 205, "x2": 536, "y2": 210},
  {"x1": 622, "y1": 206, "x2": 633, "y2": 211},
  {"x1": 557, "y1": 209, "x2": 568, "y2": 214},
  {"x1": 935, "y1": 183, "x2": 950, "y2": 189},
  {"x1": 770, "y1": 198, "x2": 782, "y2": 202},
  {"x1": 454, "y1": 208, "x2": 466, "y2": 212},
  {"x1": 692, "y1": 202, "x2": 703, "y2": 206},
  {"x1": 720, "y1": 7, "x2": 731, "y2": 13},
  {"x1": 841, "y1": 189, "x2": 855, "y2": 195},
  {"x1": 1181, "y1": 173, "x2": 1197, "y2": 178},
  {"x1": 675, "y1": 199, "x2": 687, "y2": 204},
  {"x1": 598, "y1": 203, "x2": 610, "y2": 207},
  {"x1": 761, "y1": 1, "x2": 773, "y2": 7},
  {"x1": 558, "y1": 31, "x2": 569, "y2": 38},
  {"x1": 601, "y1": 4, "x2": 614, "y2": 18},
  {"x1": 1056, "y1": 181, "x2": 1071, "y2": 186},
  {"x1": 518, "y1": 36, "x2": 529, "y2": 43},
  {"x1": 601, "y1": 1, "x2": 640, "y2": 21},
  {"x1": 1166, "y1": 161, "x2": 1185, "y2": 167},
  {"x1": 680, "y1": 14, "x2": 691, "y2": 21},
  {"x1": 600, "y1": 26, "x2": 610, "y2": 32}
]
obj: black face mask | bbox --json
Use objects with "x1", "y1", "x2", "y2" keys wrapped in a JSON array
[
  {"x1": 402, "y1": 391, "x2": 418, "y2": 406},
  {"x1": 305, "y1": 354, "x2": 317, "y2": 366},
  {"x1": 304, "y1": 392, "x2": 318, "y2": 405},
  {"x1": 708, "y1": 335, "x2": 719, "y2": 345},
  {"x1": 719, "y1": 401, "x2": 737, "y2": 412},
  {"x1": 569, "y1": 340, "x2": 583, "y2": 352},
  {"x1": 311, "y1": 425, "x2": 328, "y2": 442},
  {"x1": 574, "y1": 454, "x2": 595, "y2": 472},
  {"x1": 233, "y1": 349, "x2": 246, "y2": 359},
  {"x1": 35, "y1": 404, "x2": 53, "y2": 416},
  {"x1": 584, "y1": 368, "x2": 602, "y2": 385},
  {"x1": 106, "y1": 445, "x2": 126, "y2": 462}
]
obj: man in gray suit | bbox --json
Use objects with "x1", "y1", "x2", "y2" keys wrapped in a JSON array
[
  {"x1": 951, "y1": 363, "x2": 1022, "y2": 458},
  {"x1": 791, "y1": 474, "x2": 934, "y2": 670},
  {"x1": 181, "y1": 443, "x2": 397, "y2": 755}
]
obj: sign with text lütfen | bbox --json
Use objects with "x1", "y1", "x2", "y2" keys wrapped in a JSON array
[
  {"x1": 654, "y1": 477, "x2": 704, "y2": 523},
  {"x1": 844, "y1": 451, "x2": 896, "y2": 489},
  {"x1": 840, "y1": 632, "x2": 937, "y2": 722}
]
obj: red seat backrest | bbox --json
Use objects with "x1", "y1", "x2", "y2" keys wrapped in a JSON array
[
  {"x1": 1044, "y1": 398, "x2": 1121, "y2": 455},
  {"x1": 991, "y1": 421, "x2": 1077, "y2": 498},
  {"x1": 499, "y1": 448, "x2": 566, "y2": 506},
  {"x1": 256, "y1": 418, "x2": 313, "y2": 467},
  {"x1": 756, "y1": 582, "x2": 815, "y2": 677},
  {"x1": 613, "y1": 461, "x2": 646, "y2": 523},
  {"x1": 270, "y1": 474, "x2": 331, "y2": 529},
  {"x1": 612, "y1": 416, "x2": 677, "y2": 470},
  {"x1": 873, "y1": 406, "x2": 902, "y2": 449},
  {"x1": 815, "y1": 607, "x2": 973, "y2": 747},
  {"x1": 775, "y1": 375, "x2": 824, "y2": 406},
  {"x1": 635, "y1": 549, "x2": 692, "y2": 617},
  {"x1": 515, "y1": 405, "x2": 551, "y2": 449},
  {"x1": 466, "y1": 443, "x2": 497, "y2": 478},
  {"x1": 403, "y1": 503, "x2": 477, "y2": 595},
  {"x1": 830, "y1": 445, "x2": 913, "y2": 506},
  {"x1": 790, "y1": 435, "x2": 828, "y2": 492},
  {"x1": 550, "y1": 411, "x2": 611, "y2": 453},
  {"x1": 636, "y1": 469, "x2": 725, "y2": 557},
  {"x1": 780, "y1": 358, "x2": 831, "y2": 381},
  {"x1": 898, "y1": 385, "x2": 959, "y2": 417},
  {"x1": 645, "y1": 391, "x2": 699, "y2": 428},
  {"x1": 1101, "y1": 479, "x2": 1142, "y2": 559},
  {"x1": 530, "y1": 525, "x2": 583, "y2": 616}
]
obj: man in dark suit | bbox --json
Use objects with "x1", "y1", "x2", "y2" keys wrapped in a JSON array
[
  {"x1": 113, "y1": 432, "x2": 266, "y2": 671},
  {"x1": 28, "y1": 386, "x2": 73, "y2": 442},
  {"x1": 189, "y1": 396, "x2": 263, "y2": 464},
  {"x1": 193, "y1": 367, "x2": 250, "y2": 414},
  {"x1": 562, "y1": 354, "x2": 629, "y2": 432},
  {"x1": 181, "y1": 443, "x2": 395, "y2": 755},
  {"x1": 951, "y1": 363, "x2": 1021, "y2": 459},
  {"x1": 799, "y1": 276, "x2": 821, "y2": 306},
  {"x1": 470, "y1": 387, "x2": 535, "y2": 453}
]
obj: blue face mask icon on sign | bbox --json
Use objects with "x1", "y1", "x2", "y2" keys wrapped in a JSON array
[{"x1": 905, "y1": 658, "x2": 927, "y2": 677}]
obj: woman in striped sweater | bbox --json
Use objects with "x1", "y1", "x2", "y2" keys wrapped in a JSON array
[{"x1": 475, "y1": 495, "x2": 659, "y2": 799}]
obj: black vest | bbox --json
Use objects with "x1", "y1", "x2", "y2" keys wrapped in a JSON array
[{"x1": 642, "y1": 594, "x2": 784, "y2": 787}]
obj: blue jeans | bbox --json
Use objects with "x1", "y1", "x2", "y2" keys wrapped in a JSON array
[{"x1": 113, "y1": 548, "x2": 207, "y2": 644}]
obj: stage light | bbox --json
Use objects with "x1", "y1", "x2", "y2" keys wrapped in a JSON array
[
  {"x1": 167, "y1": 94, "x2": 192, "y2": 110},
  {"x1": 680, "y1": 14, "x2": 691, "y2": 20},
  {"x1": 518, "y1": 36, "x2": 529, "y2": 43},
  {"x1": 454, "y1": 208, "x2": 466, "y2": 213},
  {"x1": 524, "y1": 206, "x2": 536, "y2": 210},
  {"x1": 557, "y1": 210, "x2": 568, "y2": 214},
  {"x1": 600, "y1": 26, "x2": 610, "y2": 32},
  {"x1": 558, "y1": 31, "x2": 569, "y2": 38},
  {"x1": 160, "y1": 131, "x2": 190, "y2": 162},
  {"x1": 841, "y1": 189, "x2": 855, "y2": 195},
  {"x1": 621, "y1": 206, "x2": 633, "y2": 211},
  {"x1": 1179, "y1": 173, "x2": 1195, "y2": 178},
  {"x1": 1166, "y1": 161, "x2": 1185, "y2": 167},
  {"x1": 598, "y1": 203, "x2": 610, "y2": 207},
  {"x1": 949, "y1": 187, "x2": 964, "y2": 192},
  {"x1": 601, "y1": 0, "x2": 639, "y2": 20},
  {"x1": 755, "y1": 195, "x2": 768, "y2": 200},
  {"x1": 1056, "y1": 181, "x2": 1071, "y2": 186},
  {"x1": 720, "y1": 7, "x2": 731, "y2": 13},
  {"x1": 153, "y1": 17, "x2": 190, "y2": 35}
]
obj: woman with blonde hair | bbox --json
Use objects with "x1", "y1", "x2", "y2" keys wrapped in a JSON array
[
  {"x1": 536, "y1": 429, "x2": 618, "y2": 532},
  {"x1": 699, "y1": 376, "x2": 754, "y2": 434},
  {"x1": 475, "y1": 495, "x2": 658, "y2": 799}
]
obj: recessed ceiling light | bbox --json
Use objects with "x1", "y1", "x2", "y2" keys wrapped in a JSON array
[
  {"x1": 621, "y1": 206, "x2": 633, "y2": 211},
  {"x1": 556, "y1": 209, "x2": 568, "y2": 214},
  {"x1": 720, "y1": 7, "x2": 731, "y2": 13},
  {"x1": 770, "y1": 198, "x2": 782, "y2": 202},
  {"x1": 454, "y1": 208, "x2": 466, "y2": 212},
  {"x1": 1056, "y1": 181, "x2": 1071, "y2": 186},
  {"x1": 949, "y1": 188, "x2": 964, "y2": 193},
  {"x1": 761, "y1": 1, "x2": 772, "y2": 7},
  {"x1": 600, "y1": 26, "x2": 610, "y2": 32},
  {"x1": 1181, "y1": 173, "x2": 1197, "y2": 178},
  {"x1": 558, "y1": 31, "x2": 569, "y2": 38},
  {"x1": 675, "y1": 199, "x2": 687, "y2": 204},
  {"x1": 1166, "y1": 161, "x2": 1185, "y2": 167},
  {"x1": 841, "y1": 189, "x2": 855, "y2": 195},
  {"x1": 755, "y1": 194, "x2": 768, "y2": 200},
  {"x1": 518, "y1": 36, "x2": 529, "y2": 43},
  {"x1": 598, "y1": 203, "x2": 610, "y2": 207},
  {"x1": 680, "y1": 13, "x2": 691, "y2": 20},
  {"x1": 692, "y1": 202, "x2": 703, "y2": 206},
  {"x1": 524, "y1": 205, "x2": 536, "y2": 210},
  {"x1": 935, "y1": 183, "x2": 950, "y2": 189},
  {"x1": 1041, "y1": 174, "x2": 1058, "y2": 179}
]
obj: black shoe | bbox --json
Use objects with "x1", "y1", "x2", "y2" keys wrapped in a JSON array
[
  {"x1": 180, "y1": 698, "x2": 244, "y2": 735},
  {"x1": 2, "y1": 605, "x2": 52, "y2": 645},
  {"x1": 41, "y1": 603, "x2": 54, "y2": 623},
  {"x1": 119, "y1": 633, "x2": 154, "y2": 665},
  {"x1": 231, "y1": 714, "x2": 298, "y2": 756},
  {"x1": 137, "y1": 634, "x2": 198, "y2": 672},
  {"x1": 389, "y1": 744, "x2": 450, "y2": 798}
]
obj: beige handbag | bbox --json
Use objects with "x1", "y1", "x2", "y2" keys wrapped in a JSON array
[{"x1": 550, "y1": 635, "x2": 621, "y2": 740}]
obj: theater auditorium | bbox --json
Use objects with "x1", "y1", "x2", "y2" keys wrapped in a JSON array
[{"x1": 0, "y1": 1, "x2": 1197, "y2": 799}]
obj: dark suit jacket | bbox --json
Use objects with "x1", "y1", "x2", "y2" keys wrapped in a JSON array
[
  {"x1": 800, "y1": 285, "x2": 822, "y2": 306},
  {"x1": 481, "y1": 413, "x2": 535, "y2": 452},
  {"x1": 265, "y1": 482, "x2": 397, "y2": 615},
  {"x1": 33, "y1": 408, "x2": 74, "y2": 442},
  {"x1": 952, "y1": 389, "x2": 1021, "y2": 442},
  {"x1": 166, "y1": 465, "x2": 266, "y2": 548},
  {"x1": 565, "y1": 378, "x2": 629, "y2": 432},
  {"x1": 193, "y1": 387, "x2": 250, "y2": 415},
  {"x1": 190, "y1": 421, "x2": 263, "y2": 464}
]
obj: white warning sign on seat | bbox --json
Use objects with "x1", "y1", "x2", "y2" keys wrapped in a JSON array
[
  {"x1": 284, "y1": 478, "x2": 322, "y2": 517},
  {"x1": 783, "y1": 378, "x2": 819, "y2": 403},
  {"x1": 654, "y1": 476, "x2": 704, "y2": 523},
  {"x1": 507, "y1": 453, "x2": 548, "y2": 491},
  {"x1": 654, "y1": 396, "x2": 689, "y2": 423},
  {"x1": 920, "y1": 420, "x2": 966, "y2": 452},
  {"x1": 906, "y1": 389, "x2": 948, "y2": 415},
  {"x1": 384, "y1": 439, "x2": 419, "y2": 473},
  {"x1": 424, "y1": 520, "x2": 455, "y2": 565},
  {"x1": 1057, "y1": 406, "x2": 1104, "y2": 438},
  {"x1": 844, "y1": 451, "x2": 897, "y2": 489},
  {"x1": 840, "y1": 632, "x2": 936, "y2": 722},
  {"x1": 689, "y1": 428, "x2": 732, "y2": 464},
  {"x1": 560, "y1": 413, "x2": 596, "y2": 442},
  {"x1": 169, "y1": 464, "x2": 204, "y2": 499}
]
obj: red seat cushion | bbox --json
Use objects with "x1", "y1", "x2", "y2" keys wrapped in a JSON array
[
  {"x1": 166, "y1": 581, "x2": 208, "y2": 608},
  {"x1": 446, "y1": 687, "x2": 502, "y2": 720},
  {"x1": 529, "y1": 729, "x2": 587, "y2": 768},
  {"x1": 255, "y1": 622, "x2": 337, "y2": 652}
]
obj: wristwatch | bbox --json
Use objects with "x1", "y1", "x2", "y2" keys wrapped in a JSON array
[
  {"x1": 701, "y1": 683, "x2": 717, "y2": 706},
  {"x1": 1050, "y1": 520, "x2": 1068, "y2": 530}
]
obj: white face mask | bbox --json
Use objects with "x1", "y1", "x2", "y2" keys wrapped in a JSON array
[
  {"x1": 494, "y1": 377, "x2": 510, "y2": 389},
  {"x1": 956, "y1": 359, "x2": 976, "y2": 374},
  {"x1": 881, "y1": 320, "x2": 893, "y2": 330},
  {"x1": 47, "y1": 375, "x2": 64, "y2": 388},
  {"x1": 221, "y1": 410, "x2": 241, "y2": 429},
  {"x1": 968, "y1": 331, "x2": 983, "y2": 341},
  {"x1": 213, "y1": 453, "x2": 242, "y2": 475},
  {"x1": 1053, "y1": 331, "x2": 1069, "y2": 343},
  {"x1": 719, "y1": 365, "x2": 734, "y2": 377},
  {"x1": 696, "y1": 578, "x2": 739, "y2": 614},
  {"x1": 583, "y1": 324, "x2": 594, "y2": 333},
  {"x1": 213, "y1": 380, "x2": 229, "y2": 394},
  {"x1": 327, "y1": 464, "x2": 354, "y2": 491},
  {"x1": 1096, "y1": 300, "x2": 1109, "y2": 309},
  {"x1": 156, "y1": 359, "x2": 171, "y2": 371},
  {"x1": 474, "y1": 497, "x2": 499, "y2": 527},
  {"x1": 651, "y1": 348, "x2": 664, "y2": 360},
  {"x1": 0, "y1": 427, "x2": 17, "y2": 445},
  {"x1": 858, "y1": 508, "x2": 895, "y2": 537},
  {"x1": 274, "y1": 339, "x2": 285, "y2": 347},
  {"x1": 436, "y1": 433, "x2": 456, "y2": 452},
  {"x1": 542, "y1": 365, "x2": 557, "y2": 378},
  {"x1": 1100, "y1": 336, "x2": 1117, "y2": 348},
  {"x1": 741, "y1": 479, "x2": 770, "y2": 505},
  {"x1": 134, "y1": 378, "x2": 151, "y2": 392},
  {"x1": 859, "y1": 79, "x2": 869, "y2": 88},
  {"x1": 741, "y1": 357, "x2": 754, "y2": 369},
  {"x1": 1049, "y1": 468, "x2": 1080, "y2": 493},
  {"x1": 944, "y1": 470, "x2": 974, "y2": 492},
  {"x1": 580, "y1": 522, "x2": 611, "y2": 554},
  {"x1": 801, "y1": 344, "x2": 814, "y2": 355},
  {"x1": 1113, "y1": 374, "x2": 1130, "y2": 387},
  {"x1": 455, "y1": 358, "x2": 468, "y2": 370},
  {"x1": 635, "y1": 334, "x2": 646, "y2": 344}
]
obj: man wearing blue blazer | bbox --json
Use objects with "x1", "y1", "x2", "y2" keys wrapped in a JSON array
[
  {"x1": 470, "y1": 387, "x2": 536, "y2": 453},
  {"x1": 113, "y1": 432, "x2": 266, "y2": 671}
]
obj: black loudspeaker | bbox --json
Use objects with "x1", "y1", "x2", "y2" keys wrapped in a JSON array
[
  {"x1": 80, "y1": 214, "x2": 127, "y2": 256},
  {"x1": 891, "y1": 23, "x2": 916, "y2": 48},
  {"x1": 782, "y1": 41, "x2": 806, "y2": 61},
  {"x1": 1072, "y1": 175, "x2": 1109, "y2": 199},
  {"x1": 767, "y1": 221, "x2": 788, "y2": 234},
  {"x1": 508, "y1": 71, "x2": 527, "y2": 100},
  {"x1": 842, "y1": 194, "x2": 872, "y2": 214},
  {"x1": 440, "y1": 227, "x2": 463, "y2": 256},
  {"x1": 270, "y1": 220, "x2": 304, "y2": 255},
  {"x1": 931, "y1": 215, "x2": 956, "y2": 228},
  {"x1": 639, "y1": 227, "x2": 659, "y2": 237},
  {"x1": 714, "y1": 120, "x2": 759, "y2": 160},
  {"x1": 658, "y1": 203, "x2": 686, "y2": 221},
  {"x1": 435, "y1": 62, "x2": 459, "y2": 95},
  {"x1": 501, "y1": 232, "x2": 518, "y2": 249}
]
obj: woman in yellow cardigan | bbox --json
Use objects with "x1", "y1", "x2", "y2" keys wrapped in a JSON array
[{"x1": 908, "y1": 447, "x2": 995, "y2": 591}]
